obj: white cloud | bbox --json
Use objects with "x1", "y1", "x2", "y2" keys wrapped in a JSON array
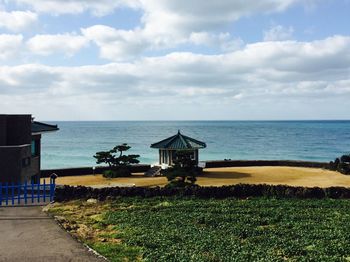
[
  {"x1": 189, "y1": 32, "x2": 244, "y2": 52},
  {"x1": 139, "y1": 0, "x2": 298, "y2": 39},
  {"x1": 0, "y1": 34, "x2": 23, "y2": 61},
  {"x1": 27, "y1": 33, "x2": 89, "y2": 56},
  {"x1": 13, "y1": 0, "x2": 139, "y2": 16},
  {"x1": 132, "y1": 0, "x2": 299, "y2": 51},
  {"x1": 12, "y1": 0, "x2": 299, "y2": 19},
  {"x1": 1, "y1": 35, "x2": 350, "y2": 119},
  {"x1": 0, "y1": 10, "x2": 37, "y2": 32},
  {"x1": 7, "y1": 0, "x2": 304, "y2": 60},
  {"x1": 81, "y1": 25, "x2": 146, "y2": 61},
  {"x1": 264, "y1": 25, "x2": 294, "y2": 41},
  {"x1": 78, "y1": 0, "x2": 301, "y2": 60}
]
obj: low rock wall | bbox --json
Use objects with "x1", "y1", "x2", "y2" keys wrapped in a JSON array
[
  {"x1": 204, "y1": 160, "x2": 329, "y2": 169},
  {"x1": 41, "y1": 164, "x2": 151, "y2": 178},
  {"x1": 55, "y1": 184, "x2": 350, "y2": 201}
]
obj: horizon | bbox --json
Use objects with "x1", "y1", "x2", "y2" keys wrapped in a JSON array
[
  {"x1": 1, "y1": 1, "x2": 349, "y2": 120},
  {"x1": 41, "y1": 119, "x2": 350, "y2": 122}
]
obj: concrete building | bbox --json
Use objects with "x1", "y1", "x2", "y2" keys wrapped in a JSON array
[
  {"x1": 150, "y1": 130, "x2": 206, "y2": 166},
  {"x1": 0, "y1": 115, "x2": 58, "y2": 183}
]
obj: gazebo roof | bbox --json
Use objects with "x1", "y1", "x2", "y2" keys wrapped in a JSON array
[
  {"x1": 31, "y1": 121, "x2": 59, "y2": 135},
  {"x1": 151, "y1": 130, "x2": 206, "y2": 150}
]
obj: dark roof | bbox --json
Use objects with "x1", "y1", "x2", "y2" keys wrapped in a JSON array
[
  {"x1": 151, "y1": 130, "x2": 206, "y2": 150},
  {"x1": 31, "y1": 121, "x2": 59, "y2": 134}
]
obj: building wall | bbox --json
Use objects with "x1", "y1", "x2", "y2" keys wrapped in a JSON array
[
  {"x1": 0, "y1": 116, "x2": 7, "y2": 146},
  {"x1": 158, "y1": 149, "x2": 199, "y2": 166},
  {"x1": 5, "y1": 115, "x2": 31, "y2": 146},
  {"x1": 0, "y1": 115, "x2": 36, "y2": 183},
  {"x1": 0, "y1": 145, "x2": 32, "y2": 183}
]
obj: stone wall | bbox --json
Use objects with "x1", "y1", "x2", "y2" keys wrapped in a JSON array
[
  {"x1": 41, "y1": 164, "x2": 151, "y2": 177},
  {"x1": 204, "y1": 160, "x2": 329, "y2": 169},
  {"x1": 55, "y1": 184, "x2": 350, "y2": 202}
]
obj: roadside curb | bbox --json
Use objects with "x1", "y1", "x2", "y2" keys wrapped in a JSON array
[{"x1": 43, "y1": 204, "x2": 109, "y2": 262}]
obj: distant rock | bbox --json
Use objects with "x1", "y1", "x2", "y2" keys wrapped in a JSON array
[
  {"x1": 87, "y1": 198, "x2": 98, "y2": 204},
  {"x1": 54, "y1": 215, "x2": 67, "y2": 223}
]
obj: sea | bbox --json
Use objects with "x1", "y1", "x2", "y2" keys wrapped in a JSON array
[{"x1": 41, "y1": 121, "x2": 350, "y2": 169}]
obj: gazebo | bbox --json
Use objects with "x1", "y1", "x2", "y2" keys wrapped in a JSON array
[{"x1": 150, "y1": 130, "x2": 206, "y2": 166}]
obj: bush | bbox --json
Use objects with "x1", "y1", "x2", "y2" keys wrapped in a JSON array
[
  {"x1": 165, "y1": 180, "x2": 195, "y2": 189},
  {"x1": 329, "y1": 155, "x2": 350, "y2": 175},
  {"x1": 162, "y1": 151, "x2": 203, "y2": 187},
  {"x1": 341, "y1": 155, "x2": 350, "y2": 163},
  {"x1": 103, "y1": 167, "x2": 132, "y2": 178}
]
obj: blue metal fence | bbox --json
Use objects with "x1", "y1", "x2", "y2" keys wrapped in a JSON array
[{"x1": 0, "y1": 179, "x2": 55, "y2": 206}]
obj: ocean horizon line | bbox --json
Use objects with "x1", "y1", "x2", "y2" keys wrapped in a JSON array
[{"x1": 42, "y1": 119, "x2": 350, "y2": 122}]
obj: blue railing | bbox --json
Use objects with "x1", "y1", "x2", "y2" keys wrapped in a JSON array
[{"x1": 0, "y1": 179, "x2": 55, "y2": 206}]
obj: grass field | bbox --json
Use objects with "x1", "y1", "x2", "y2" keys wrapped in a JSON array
[
  {"x1": 48, "y1": 197, "x2": 350, "y2": 261},
  {"x1": 53, "y1": 166, "x2": 350, "y2": 188}
]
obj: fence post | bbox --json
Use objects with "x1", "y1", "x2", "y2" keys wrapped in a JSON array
[
  {"x1": 49, "y1": 174, "x2": 57, "y2": 202},
  {"x1": 0, "y1": 183, "x2": 2, "y2": 206},
  {"x1": 31, "y1": 180, "x2": 34, "y2": 203},
  {"x1": 50, "y1": 179, "x2": 53, "y2": 202},
  {"x1": 5, "y1": 182, "x2": 8, "y2": 206},
  {"x1": 17, "y1": 182, "x2": 21, "y2": 204},
  {"x1": 50, "y1": 176, "x2": 57, "y2": 202},
  {"x1": 11, "y1": 182, "x2": 14, "y2": 205},
  {"x1": 37, "y1": 181, "x2": 40, "y2": 203},
  {"x1": 43, "y1": 179, "x2": 46, "y2": 202},
  {"x1": 24, "y1": 180, "x2": 28, "y2": 205}
]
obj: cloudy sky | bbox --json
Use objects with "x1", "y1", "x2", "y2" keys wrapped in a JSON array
[{"x1": 0, "y1": 0, "x2": 349, "y2": 120}]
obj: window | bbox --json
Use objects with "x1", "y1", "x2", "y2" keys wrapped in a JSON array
[{"x1": 31, "y1": 140, "x2": 39, "y2": 156}]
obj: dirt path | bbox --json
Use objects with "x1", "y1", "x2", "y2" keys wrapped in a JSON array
[
  {"x1": 199, "y1": 166, "x2": 350, "y2": 187},
  {"x1": 54, "y1": 166, "x2": 350, "y2": 188},
  {"x1": 0, "y1": 206, "x2": 105, "y2": 262}
]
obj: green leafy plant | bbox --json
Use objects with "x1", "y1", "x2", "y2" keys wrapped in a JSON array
[
  {"x1": 162, "y1": 150, "x2": 202, "y2": 187},
  {"x1": 49, "y1": 197, "x2": 350, "y2": 262},
  {"x1": 94, "y1": 143, "x2": 140, "y2": 177}
]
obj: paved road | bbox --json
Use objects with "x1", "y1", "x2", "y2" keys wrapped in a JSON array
[{"x1": 0, "y1": 206, "x2": 106, "y2": 262}]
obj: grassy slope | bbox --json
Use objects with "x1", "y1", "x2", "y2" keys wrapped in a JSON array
[{"x1": 49, "y1": 197, "x2": 350, "y2": 262}]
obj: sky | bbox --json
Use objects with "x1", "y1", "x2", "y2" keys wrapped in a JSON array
[{"x1": 0, "y1": 0, "x2": 349, "y2": 120}]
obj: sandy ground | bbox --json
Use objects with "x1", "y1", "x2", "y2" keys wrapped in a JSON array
[{"x1": 52, "y1": 166, "x2": 350, "y2": 188}]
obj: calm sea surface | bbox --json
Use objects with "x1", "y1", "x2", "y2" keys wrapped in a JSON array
[{"x1": 41, "y1": 121, "x2": 350, "y2": 169}]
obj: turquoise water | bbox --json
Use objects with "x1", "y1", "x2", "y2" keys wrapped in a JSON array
[{"x1": 41, "y1": 121, "x2": 350, "y2": 169}]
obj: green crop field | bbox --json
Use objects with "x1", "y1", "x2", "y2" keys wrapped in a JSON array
[{"x1": 49, "y1": 197, "x2": 350, "y2": 261}]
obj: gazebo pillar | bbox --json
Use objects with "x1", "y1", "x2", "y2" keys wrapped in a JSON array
[{"x1": 195, "y1": 149, "x2": 199, "y2": 164}]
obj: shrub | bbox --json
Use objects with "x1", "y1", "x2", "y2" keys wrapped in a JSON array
[
  {"x1": 103, "y1": 167, "x2": 132, "y2": 178},
  {"x1": 340, "y1": 155, "x2": 350, "y2": 163},
  {"x1": 329, "y1": 155, "x2": 350, "y2": 175},
  {"x1": 162, "y1": 151, "x2": 203, "y2": 187},
  {"x1": 165, "y1": 180, "x2": 194, "y2": 188}
]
